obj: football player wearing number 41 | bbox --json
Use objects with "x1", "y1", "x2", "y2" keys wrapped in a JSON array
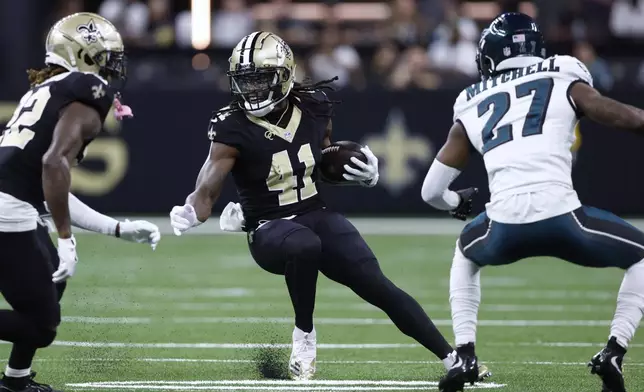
[
  {"x1": 422, "y1": 12, "x2": 644, "y2": 392},
  {"x1": 171, "y1": 31, "x2": 476, "y2": 391},
  {"x1": 0, "y1": 12, "x2": 135, "y2": 392}
]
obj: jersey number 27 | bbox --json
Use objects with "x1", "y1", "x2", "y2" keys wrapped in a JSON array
[
  {"x1": 1, "y1": 86, "x2": 51, "y2": 149},
  {"x1": 477, "y1": 78, "x2": 554, "y2": 154}
]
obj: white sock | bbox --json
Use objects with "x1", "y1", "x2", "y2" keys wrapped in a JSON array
[
  {"x1": 450, "y1": 244, "x2": 481, "y2": 347},
  {"x1": 5, "y1": 366, "x2": 30, "y2": 378},
  {"x1": 610, "y1": 258, "x2": 644, "y2": 349},
  {"x1": 293, "y1": 326, "x2": 316, "y2": 340},
  {"x1": 442, "y1": 350, "x2": 458, "y2": 370}
]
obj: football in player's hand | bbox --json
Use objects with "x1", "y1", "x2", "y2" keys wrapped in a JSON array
[{"x1": 320, "y1": 141, "x2": 368, "y2": 183}]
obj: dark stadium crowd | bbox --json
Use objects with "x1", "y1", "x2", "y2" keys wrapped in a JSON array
[{"x1": 43, "y1": 0, "x2": 642, "y2": 91}]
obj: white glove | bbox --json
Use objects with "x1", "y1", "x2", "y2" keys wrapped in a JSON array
[
  {"x1": 219, "y1": 202, "x2": 245, "y2": 232},
  {"x1": 53, "y1": 236, "x2": 78, "y2": 283},
  {"x1": 343, "y1": 146, "x2": 379, "y2": 187},
  {"x1": 170, "y1": 204, "x2": 202, "y2": 236},
  {"x1": 118, "y1": 219, "x2": 161, "y2": 250}
]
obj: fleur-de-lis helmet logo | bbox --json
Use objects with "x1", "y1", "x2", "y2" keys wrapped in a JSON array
[{"x1": 76, "y1": 19, "x2": 101, "y2": 44}]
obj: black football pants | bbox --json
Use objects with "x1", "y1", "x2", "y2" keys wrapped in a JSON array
[
  {"x1": 0, "y1": 224, "x2": 67, "y2": 369},
  {"x1": 248, "y1": 209, "x2": 453, "y2": 359},
  {"x1": 0, "y1": 228, "x2": 60, "y2": 353}
]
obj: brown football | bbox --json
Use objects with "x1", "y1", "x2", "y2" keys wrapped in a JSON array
[{"x1": 320, "y1": 141, "x2": 367, "y2": 184}]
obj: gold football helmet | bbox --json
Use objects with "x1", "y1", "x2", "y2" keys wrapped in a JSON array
[
  {"x1": 45, "y1": 12, "x2": 126, "y2": 86},
  {"x1": 228, "y1": 32, "x2": 296, "y2": 117}
]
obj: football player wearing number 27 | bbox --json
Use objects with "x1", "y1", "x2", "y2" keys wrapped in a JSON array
[
  {"x1": 422, "y1": 12, "x2": 644, "y2": 392},
  {"x1": 170, "y1": 32, "x2": 477, "y2": 391}
]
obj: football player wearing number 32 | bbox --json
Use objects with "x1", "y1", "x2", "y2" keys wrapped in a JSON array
[
  {"x1": 0, "y1": 12, "x2": 143, "y2": 392},
  {"x1": 170, "y1": 32, "x2": 477, "y2": 391}
]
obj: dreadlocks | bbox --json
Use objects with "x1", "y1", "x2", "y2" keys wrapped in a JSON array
[
  {"x1": 26, "y1": 65, "x2": 67, "y2": 87},
  {"x1": 214, "y1": 77, "x2": 341, "y2": 119}
]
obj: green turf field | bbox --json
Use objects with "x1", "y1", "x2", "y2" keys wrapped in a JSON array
[{"x1": 11, "y1": 233, "x2": 643, "y2": 391}]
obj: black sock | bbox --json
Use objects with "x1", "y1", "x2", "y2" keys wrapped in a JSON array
[
  {"x1": 8, "y1": 345, "x2": 37, "y2": 371},
  {"x1": 285, "y1": 259, "x2": 318, "y2": 333},
  {"x1": 281, "y1": 231, "x2": 321, "y2": 334}
]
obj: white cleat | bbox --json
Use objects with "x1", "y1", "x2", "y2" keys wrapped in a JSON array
[{"x1": 288, "y1": 327, "x2": 317, "y2": 381}]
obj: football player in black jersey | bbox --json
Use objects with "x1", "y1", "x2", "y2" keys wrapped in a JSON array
[
  {"x1": 0, "y1": 13, "x2": 127, "y2": 392},
  {"x1": 170, "y1": 32, "x2": 478, "y2": 391}
]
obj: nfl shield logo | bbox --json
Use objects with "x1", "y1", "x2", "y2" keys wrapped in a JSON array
[{"x1": 503, "y1": 47, "x2": 511, "y2": 56}]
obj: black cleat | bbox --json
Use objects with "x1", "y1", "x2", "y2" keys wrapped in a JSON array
[
  {"x1": 438, "y1": 344, "x2": 480, "y2": 392},
  {"x1": 0, "y1": 373, "x2": 61, "y2": 392},
  {"x1": 588, "y1": 337, "x2": 626, "y2": 392},
  {"x1": 456, "y1": 343, "x2": 492, "y2": 382}
]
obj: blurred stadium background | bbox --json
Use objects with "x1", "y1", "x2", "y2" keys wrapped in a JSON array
[{"x1": 1, "y1": 2, "x2": 644, "y2": 391}]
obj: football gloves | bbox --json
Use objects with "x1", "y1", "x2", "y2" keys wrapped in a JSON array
[
  {"x1": 220, "y1": 202, "x2": 245, "y2": 232},
  {"x1": 170, "y1": 204, "x2": 202, "y2": 236},
  {"x1": 450, "y1": 188, "x2": 478, "y2": 221},
  {"x1": 53, "y1": 236, "x2": 78, "y2": 283},
  {"x1": 118, "y1": 219, "x2": 161, "y2": 250},
  {"x1": 343, "y1": 146, "x2": 379, "y2": 187}
]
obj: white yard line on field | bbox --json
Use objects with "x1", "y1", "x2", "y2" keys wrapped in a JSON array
[
  {"x1": 16, "y1": 340, "x2": 644, "y2": 349},
  {"x1": 66, "y1": 380, "x2": 507, "y2": 391},
  {"x1": 63, "y1": 301, "x2": 616, "y2": 313},
  {"x1": 36, "y1": 357, "x2": 644, "y2": 366},
  {"x1": 60, "y1": 316, "x2": 612, "y2": 327}
]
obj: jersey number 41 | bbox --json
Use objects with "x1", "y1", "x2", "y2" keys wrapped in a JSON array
[
  {"x1": 478, "y1": 78, "x2": 554, "y2": 154},
  {"x1": 267, "y1": 143, "x2": 318, "y2": 207}
]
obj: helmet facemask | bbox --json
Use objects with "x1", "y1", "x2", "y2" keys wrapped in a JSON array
[
  {"x1": 229, "y1": 65, "x2": 293, "y2": 117},
  {"x1": 92, "y1": 50, "x2": 127, "y2": 89}
]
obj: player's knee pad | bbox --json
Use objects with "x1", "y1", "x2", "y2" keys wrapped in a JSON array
[{"x1": 283, "y1": 229, "x2": 322, "y2": 264}]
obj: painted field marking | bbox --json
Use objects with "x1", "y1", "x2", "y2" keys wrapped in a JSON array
[
  {"x1": 37, "y1": 357, "x2": 644, "y2": 367},
  {"x1": 63, "y1": 302, "x2": 617, "y2": 313},
  {"x1": 59, "y1": 316, "x2": 613, "y2": 327},
  {"x1": 16, "y1": 340, "x2": 644, "y2": 349},
  {"x1": 66, "y1": 379, "x2": 506, "y2": 391}
]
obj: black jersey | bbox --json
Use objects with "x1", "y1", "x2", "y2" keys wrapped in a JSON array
[
  {"x1": 0, "y1": 72, "x2": 114, "y2": 211},
  {"x1": 209, "y1": 91, "x2": 333, "y2": 230}
]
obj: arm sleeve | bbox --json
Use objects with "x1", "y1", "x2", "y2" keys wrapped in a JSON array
[
  {"x1": 58, "y1": 72, "x2": 115, "y2": 122},
  {"x1": 68, "y1": 193, "x2": 119, "y2": 235},
  {"x1": 420, "y1": 159, "x2": 462, "y2": 211}
]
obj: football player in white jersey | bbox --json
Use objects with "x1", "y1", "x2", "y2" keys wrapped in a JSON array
[{"x1": 421, "y1": 12, "x2": 644, "y2": 392}]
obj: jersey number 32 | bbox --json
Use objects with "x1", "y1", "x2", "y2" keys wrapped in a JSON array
[
  {"x1": 1, "y1": 86, "x2": 51, "y2": 149},
  {"x1": 477, "y1": 78, "x2": 554, "y2": 154}
]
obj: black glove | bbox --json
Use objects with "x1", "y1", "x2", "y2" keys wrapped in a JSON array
[{"x1": 450, "y1": 188, "x2": 478, "y2": 221}]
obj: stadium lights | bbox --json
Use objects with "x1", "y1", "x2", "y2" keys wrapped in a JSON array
[{"x1": 191, "y1": 0, "x2": 211, "y2": 50}]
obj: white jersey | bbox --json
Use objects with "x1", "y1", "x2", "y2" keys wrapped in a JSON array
[{"x1": 453, "y1": 55, "x2": 594, "y2": 224}]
